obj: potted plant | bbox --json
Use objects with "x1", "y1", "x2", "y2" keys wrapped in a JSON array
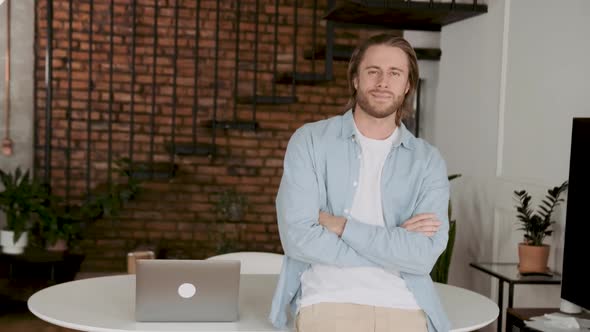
[
  {"x1": 38, "y1": 202, "x2": 82, "y2": 252},
  {"x1": 83, "y1": 157, "x2": 142, "y2": 221},
  {"x1": 35, "y1": 157, "x2": 143, "y2": 252},
  {"x1": 215, "y1": 189, "x2": 247, "y2": 222},
  {"x1": 513, "y1": 181, "x2": 568, "y2": 273},
  {"x1": 0, "y1": 167, "x2": 51, "y2": 254},
  {"x1": 431, "y1": 174, "x2": 461, "y2": 284},
  {"x1": 212, "y1": 189, "x2": 248, "y2": 254}
]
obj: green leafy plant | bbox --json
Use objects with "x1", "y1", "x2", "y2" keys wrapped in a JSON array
[
  {"x1": 431, "y1": 174, "x2": 461, "y2": 284},
  {"x1": 216, "y1": 237, "x2": 239, "y2": 255},
  {"x1": 513, "y1": 181, "x2": 568, "y2": 246},
  {"x1": 0, "y1": 158, "x2": 142, "y2": 250},
  {"x1": 37, "y1": 157, "x2": 142, "y2": 248},
  {"x1": 0, "y1": 167, "x2": 53, "y2": 243},
  {"x1": 113, "y1": 157, "x2": 142, "y2": 204},
  {"x1": 211, "y1": 189, "x2": 248, "y2": 254},
  {"x1": 78, "y1": 157, "x2": 142, "y2": 221},
  {"x1": 215, "y1": 189, "x2": 247, "y2": 222},
  {"x1": 37, "y1": 200, "x2": 82, "y2": 247}
]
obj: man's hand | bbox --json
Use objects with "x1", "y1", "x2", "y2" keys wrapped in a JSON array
[
  {"x1": 401, "y1": 213, "x2": 441, "y2": 237},
  {"x1": 318, "y1": 211, "x2": 347, "y2": 237}
]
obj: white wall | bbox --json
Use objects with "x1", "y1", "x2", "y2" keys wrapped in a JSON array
[
  {"x1": 0, "y1": 0, "x2": 36, "y2": 227},
  {"x1": 435, "y1": 0, "x2": 506, "y2": 289},
  {"x1": 496, "y1": 0, "x2": 590, "y2": 310},
  {"x1": 435, "y1": 0, "x2": 590, "y2": 330},
  {"x1": 0, "y1": 0, "x2": 35, "y2": 173},
  {"x1": 403, "y1": 30, "x2": 440, "y2": 142}
]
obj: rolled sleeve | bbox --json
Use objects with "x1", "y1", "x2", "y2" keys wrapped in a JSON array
[
  {"x1": 340, "y1": 148, "x2": 450, "y2": 275},
  {"x1": 277, "y1": 127, "x2": 377, "y2": 268}
]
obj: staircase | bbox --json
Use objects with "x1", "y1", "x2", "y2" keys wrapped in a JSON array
[
  {"x1": 37, "y1": 0, "x2": 487, "y2": 185},
  {"x1": 34, "y1": 0, "x2": 487, "y2": 270}
]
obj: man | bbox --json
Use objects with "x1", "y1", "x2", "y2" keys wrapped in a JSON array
[{"x1": 269, "y1": 34, "x2": 451, "y2": 332}]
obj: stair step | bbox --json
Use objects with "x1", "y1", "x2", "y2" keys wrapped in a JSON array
[
  {"x1": 305, "y1": 45, "x2": 442, "y2": 61},
  {"x1": 274, "y1": 72, "x2": 332, "y2": 85},
  {"x1": 332, "y1": 22, "x2": 405, "y2": 32},
  {"x1": 204, "y1": 120, "x2": 258, "y2": 130},
  {"x1": 165, "y1": 142, "x2": 216, "y2": 156},
  {"x1": 236, "y1": 96, "x2": 298, "y2": 105},
  {"x1": 304, "y1": 45, "x2": 355, "y2": 62},
  {"x1": 125, "y1": 162, "x2": 178, "y2": 180},
  {"x1": 324, "y1": 1, "x2": 487, "y2": 31}
]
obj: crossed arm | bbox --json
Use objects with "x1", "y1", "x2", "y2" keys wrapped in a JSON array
[
  {"x1": 320, "y1": 212, "x2": 441, "y2": 239},
  {"x1": 277, "y1": 128, "x2": 450, "y2": 275}
]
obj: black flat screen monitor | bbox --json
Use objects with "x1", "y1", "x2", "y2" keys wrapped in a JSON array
[{"x1": 561, "y1": 118, "x2": 590, "y2": 311}]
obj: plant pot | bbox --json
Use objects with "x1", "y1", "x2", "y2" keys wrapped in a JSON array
[
  {"x1": 1, "y1": 230, "x2": 28, "y2": 255},
  {"x1": 46, "y1": 239, "x2": 68, "y2": 252},
  {"x1": 226, "y1": 204, "x2": 244, "y2": 222},
  {"x1": 518, "y1": 243, "x2": 550, "y2": 273}
]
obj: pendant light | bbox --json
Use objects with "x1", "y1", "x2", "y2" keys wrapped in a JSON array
[{"x1": 1, "y1": 0, "x2": 13, "y2": 156}]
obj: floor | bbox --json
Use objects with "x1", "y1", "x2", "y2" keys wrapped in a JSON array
[
  {"x1": 0, "y1": 301, "x2": 75, "y2": 332},
  {"x1": 0, "y1": 270, "x2": 120, "y2": 331}
]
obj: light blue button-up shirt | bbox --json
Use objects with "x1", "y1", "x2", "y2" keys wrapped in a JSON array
[{"x1": 269, "y1": 110, "x2": 451, "y2": 332}]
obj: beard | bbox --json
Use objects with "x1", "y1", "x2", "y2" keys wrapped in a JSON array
[{"x1": 355, "y1": 88, "x2": 405, "y2": 119}]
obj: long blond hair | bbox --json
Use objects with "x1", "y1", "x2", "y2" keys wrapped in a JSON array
[{"x1": 346, "y1": 34, "x2": 419, "y2": 126}]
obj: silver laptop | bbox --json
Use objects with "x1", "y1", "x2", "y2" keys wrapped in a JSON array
[{"x1": 135, "y1": 259, "x2": 241, "y2": 322}]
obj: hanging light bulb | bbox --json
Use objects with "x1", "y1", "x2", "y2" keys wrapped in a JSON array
[{"x1": 2, "y1": 0, "x2": 13, "y2": 156}]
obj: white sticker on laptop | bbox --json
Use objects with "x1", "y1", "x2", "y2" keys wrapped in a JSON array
[{"x1": 178, "y1": 283, "x2": 196, "y2": 298}]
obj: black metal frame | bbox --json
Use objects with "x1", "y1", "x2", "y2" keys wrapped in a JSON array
[
  {"x1": 65, "y1": 0, "x2": 73, "y2": 204},
  {"x1": 44, "y1": 0, "x2": 53, "y2": 185},
  {"x1": 148, "y1": 0, "x2": 158, "y2": 175},
  {"x1": 85, "y1": 0, "x2": 93, "y2": 196},
  {"x1": 470, "y1": 262, "x2": 562, "y2": 332},
  {"x1": 39, "y1": 0, "x2": 458, "y2": 196},
  {"x1": 41, "y1": 0, "x2": 280, "y2": 191}
]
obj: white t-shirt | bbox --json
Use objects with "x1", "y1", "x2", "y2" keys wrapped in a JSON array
[{"x1": 299, "y1": 122, "x2": 420, "y2": 310}]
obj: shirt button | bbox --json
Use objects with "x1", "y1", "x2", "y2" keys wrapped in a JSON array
[
  {"x1": 353, "y1": 181, "x2": 358, "y2": 187},
  {"x1": 357, "y1": 154, "x2": 361, "y2": 159},
  {"x1": 344, "y1": 209, "x2": 349, "y2": 214},
  {"x1": 288, "y1": 292, "x2": 294, "y2": 296}
]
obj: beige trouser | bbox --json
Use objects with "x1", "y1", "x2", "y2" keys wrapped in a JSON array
[{"x1": 296, "y1": 303, "x2": 428, "y2": 332}]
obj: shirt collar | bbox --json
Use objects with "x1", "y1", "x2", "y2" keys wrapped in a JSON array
[{"x1": 340, "y1": 109, "x2": 416, "y2": 150}]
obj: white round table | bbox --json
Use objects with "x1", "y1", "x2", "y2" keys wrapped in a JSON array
[{"x1": 28, "y1": 274, "x2": 497, "y2": 332}]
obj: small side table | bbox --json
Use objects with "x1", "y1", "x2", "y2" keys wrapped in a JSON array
[
  {"x1": 506, "y1": 307, "x2": 590, "y2": 332},
  {"x1": 0, "y1": 247, "x2": 85, "y2": 303},
  {"x1": 470, "y1": 262, "x2": 561, "y2": 332}
]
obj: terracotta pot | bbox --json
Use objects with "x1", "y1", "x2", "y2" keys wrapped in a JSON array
[
  {"x1": 46, "y1": 239, "x2": 68, "y2": 252},
  {"x1": 518, "y1": 243, "x2": 550, "y2": 273}
]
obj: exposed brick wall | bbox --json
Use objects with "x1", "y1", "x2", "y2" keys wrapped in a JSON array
[{"x1": 34, "y1": 0, "x2": 397, "y2": 272}]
